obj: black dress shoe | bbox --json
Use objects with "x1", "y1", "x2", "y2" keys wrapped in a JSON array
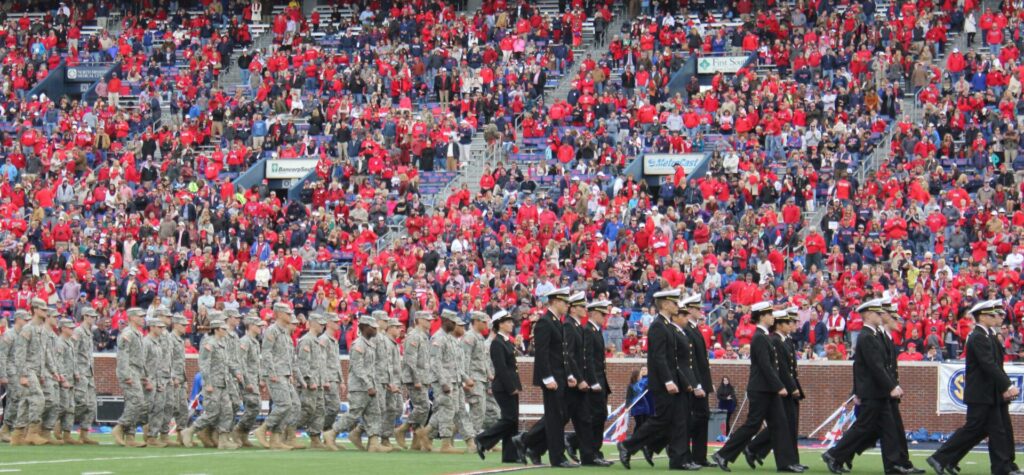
[
  {"x1": 698, "y1": 460, "x2": 714, "y2": 467},
  {"x1": 583, "y1": 458, "x2": 614, "y2": 467},
  {"x1": 617, "y1": 442, "x2": 631, "y2": 470},
  {"x1": 526, "y1": 448, "x2": 542, "y2": 466},
  {"x1": 643, "y1": 446, "x2": 655, "y2": 466},
  {"x1": 952, "y1": 465, "x2": 961, "y2": 474},
  {"x1": 821, "y1": 451, "x2": 846, "y2": 475},
  {"x1": 904, "y1": 466, "x2": 925, "y2": 474},
  {"x1": 565, "y1": 435, "x2": 580, "y2": 464},
  {"x1": 886, "y1": 469, "x2": 911, "y2": 475},
  {"x1": 669, "y1": 462, "x2": 704, "y2": 471},
  {"x1": 779, "y1": 465, "x2": 806, "y2": 473},
  {"x1": 845, "y1": 461, "x2": 853, "y2": 471},
  {"x1": 474, "y1": 436, "x2": 486, "y2": 460},
  {"x1": 925, "y1": 457, "x2": 948, "y2": 475},
  {"x1": 511, "y1": 434, "x2": 527, "y2": 465},
  {"x1": 712, "y1": 452, "x2": 731, "y2": 472},
  {"x1": 555, "y1": 461, "x2": 580, "y2": 468},
  {"x1": 797, "y1": 465, "x2": 809, "y2": 471},
  {"x1": 744, "y1": 448, "x2": 758, "y2": 469}
]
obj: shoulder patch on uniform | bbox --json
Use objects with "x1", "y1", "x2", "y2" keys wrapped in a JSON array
[
  {"x1": 433, "y1": 341, "x2": 441, "y2": 346},
  {"x1": 265, "y1": 332, "x2": 274, "y2": 341},
  {"x1": 353, "y1": 346, "x2": 363, "y2": 353},
  {"x1": 303, "y1": 346, "x2": 310, "y2": 352},
  {"x1": 408, "y1": 341, "x2": 417, "y2": 346},
  {"x1": 204, "y1": 343, "x2": 213, "y2": 351},
  {"x1": 20, "y1": 329, "x2": 31, "y2": 338},
  {"x1": 123, "y1": 333, "x2": 131, "y2": 342},
  {"x1": 240, "y1": 344, "x2": 247, "y2": 350}
]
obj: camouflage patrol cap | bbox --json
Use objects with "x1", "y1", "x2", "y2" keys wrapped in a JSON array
[
  {"x1": 59, "y1": 318, "x2": 76, "y2": 329},
  {"x1": 414, "y1": 310, "x2": 435, "y2": 321},
  {"x1": 371, "y1": 310, "x2": 388, "y2": 320},
  {"x1": 81, "y1": 307, "x2": 99, "y2": 318},
  {"x1": 13, "y1": 309, "x2": 31, "y2": 320},
  {"x1": 358, "y1": 315, "x2": 379, "y2": 329},
  {"x1": 309, "y1": 313, "x2": 327, "y2": 325},
  {"x1": 224, "y1": 308, "x2": 241, "y2": 319},
  {"x1": 172, "y1": 314, "x2": 189, "y2": 326},
  {"x1": 324, "y1": 313, "x2": 341, "y2": 324},
  {"x1": 156, "y1": 306, "x2": 172, "y2": 317},
  {"x1": 126, "y1": 308, "x2": 146, "y2": 318},
  {"x1": 272, "y1": 302, "x2": 294, "y2": 314},
  {"x1": 440, "y1": 309, "x2": 461, "y2": 324},
  {"x1": 207, "y1": 310, "x2": 224, "y2": 321},
  {"x1": 212, "y1": 319, "x2": 229, "y2": 330},
  {"x1": 469, "y1": 311, "x2": 490, "y2": 323},
  {"x1": 387, "y1": 317, "x2": 402, "y2": 327},
  {"x1": 147, "y1": 318, "x2": 167, "y2": 328},
  {"x1": 30, "y1": 297, "x2": 47, "y2": 310},
  {"x1": 47, "y1": 307, "x2": 60, "y2": 317}
]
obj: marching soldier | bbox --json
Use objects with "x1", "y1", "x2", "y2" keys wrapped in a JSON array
[
  {"x1": 296, "y1": 313, "x2": 327, "y2": 449},
  {"x1": 377, "y1": 317, "x2": 404, "y2": 451},
  {"x1": 450, "y1": 316, "x2": 476, "y2": 455},
  {"x1": 517, "y1": 287, "x2": 576, "y2": 468},
  {"x1": 256, "y1": 303, "x2": 300, "y2": 451},
  {"x1": 324, "y1": 315, "x2": 385, "y2": 452},
  {"x1": 464, "y1": 312, "x2": 492, "y2": 441},
  {"x1": 12, "y1": 300, "x2": 50, "y2": 446},
  {"x1": 154, "y1": 308, "x2": 178, "y2": 446},
  {"x1": 167, "y1": 314, "x2": 190, "y2": 446},
  {"x1": 1, "y1": 310, "x2": 31, "y2": 444},
  {"x1": 113, "y1": 307, "x2": 148, "y2": 447},
  {"x1": 236, "y1": 316, "x2": 265, "y2": 447},
  {"x1": 401, "y1": 310, "x2": 434, "y2": 451},
  {"x1": 874, "y1": 301, "x2": 924, "y2": 474},
  {"x1": 682, "y1": 295, "x2": 713, "y2": 467},
  {"x1": 71, "y1": 308, "x2": 99, "y2": 445},
  {"x1": 568, "y1": 300, "x2": 614, "y2": 465},
  {"x1": 0, "y1": 313, "x2": 8, "y2": 442},
  {"x1": 617, "y1": 289, "x2": 692, "y2": 469},
  {"x1": 713, "y1": 301, "x2": 803, "y2": 473},
  {"x1": 142, "y1": 318, "x2": 169, "y2": 447},
  {"x1": 182, "y1": 319, "x2": 238, "y2": 450},
  {"x1": 748, "y1": 310, "x2": 804, "y2": 469},
  {"x1": 417, "y1": 309, "x2": 466, "y2": 455},
  {"x1": 39, "y1": 308, "x2": 62, "y2": 445},
  {"x1": 55, "y1": 318, "x2": 77, "y2": 445},
  {"x1": 823, "y1": 298, "x2": 901, "y2": 474},
  {"x1": 474, "y1": 310, "x2": 522, "y2": 463},
  {"x1": 223, "y1": 309, "x2": 245, "y2": 437},
  {"x1": 320, "y1": 313, "x2": 345, "y2": 451},
  {"x1": 929, "y1": 299, "x2": 1023, "y2": 475},
  {"x1": 560, "y1": 292, "x2": 607, "y2": 467}
]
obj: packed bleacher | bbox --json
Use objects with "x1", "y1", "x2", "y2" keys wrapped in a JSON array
[{"x1": 0, "y1": 0, "x2": 1019, "y2": 366}]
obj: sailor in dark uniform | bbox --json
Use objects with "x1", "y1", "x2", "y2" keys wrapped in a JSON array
[
  {"x1": 747, "y1": 309, "x2": 805, "y2": 470},
  {"x1": 566, "y1": 300, "x2": 616, "y2": 466},
  {"x1": 928, "y1": 299, "x2": 1023, "y2": 475},
  {"x1": 713, "y1": 301, "x2": 803, "y2": 473},
  {"x1": 474, "y1": 310, "x2": 523, "y2": 463}
]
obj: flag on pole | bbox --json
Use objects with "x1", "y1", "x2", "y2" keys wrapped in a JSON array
[
  {"x1": 603, "y1": 389, "x2": 647, "y2": 442},
  {"x1": 822, "y1": 405, "x2": 857, "y2": 448}
]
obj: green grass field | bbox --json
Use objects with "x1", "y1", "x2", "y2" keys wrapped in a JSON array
[{"x1": 0, "y1": 436, "x2": 1000, "y2": 474}]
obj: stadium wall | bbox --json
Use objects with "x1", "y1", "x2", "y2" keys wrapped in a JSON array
[{"x1": 90, "y1": 355, "x2": 1019, "y2": 440}]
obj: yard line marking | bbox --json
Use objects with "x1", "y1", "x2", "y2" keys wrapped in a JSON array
[
  {"x1": 0, "y1": 451, "x2": 275, "y2": 467},
  {"x1": 0, "y1": 470, "x2": 22, "y2": 473},
  {"x1": 82, "y1": 472, "x2": 114, "y2": 474},
  {"x1": 449, "y1": 467, "x2": 545, "y2": 475}
]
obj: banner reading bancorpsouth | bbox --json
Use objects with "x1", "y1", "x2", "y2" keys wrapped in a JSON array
[
  {"x1": 937, "y1": 363, "x2": 1024, "y2": 414},
  {"x1": 265, "y1": 159, "x2": 317, "y2": 179}
]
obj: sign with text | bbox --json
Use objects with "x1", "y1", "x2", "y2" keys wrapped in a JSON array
[
  {"x1": 265, "y1": 159, "x2": 317, "y2": 179},
  {"x1": 697, "y1": 56, "x2": 748, "y2": 74},
  {"x1": 642, "y1": 153, "x2": 707, "y2": 176},
  {"x1": 66, "y1": 65, "x2": 111, "y2": 82},
  {"x1": 937, "y1": 363, "x2": 1024, "y2": 414}
]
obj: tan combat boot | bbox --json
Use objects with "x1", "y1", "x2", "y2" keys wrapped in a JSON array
[
  {"x1": 234, "y1": 428, "x2": 253, "y2": 448},
  {"x1": 381, "y1": 436, "x2": 398, "y2": 451},
  {"x1": 0, "y1": 424, "x2": 12, "y2": 443},
  {"x1": 322, "y1": 429, "x2": 343, "y2": 451},
  {"x1": 308, "y1": 434, "x2": 325, "y2": 449},
  {"x1": 254, "y1": 423, "x2": 270, "y2": 449},
  {"x1": 145, "y1": 435, "x2": 166, "y2": 448},
  {"x1": 368, "y1": 436, "x2": 392, "y2": 453},
  {"x1": 111, "y1": 424, "x2": 126, "y2": 446},
  {"x1": 63, "y1": 430, "x2": 81, "y2": 445},
  {"x1": 414, "y1": 426, "x2": 434, "y2": 452},
  {"x1": 440, "y1": 438, "x2": 464, "y2": 454},
  {"x1": 44, "y1": 427, "x2": 62, "y2": 445},
  {"x1": 286, "y1": 428, "x2": 305, "y2": 450},
  {"x1": 159, "y1": 433, "x2": 177, "y2": 447},
  {"x1": 80, "y1": 429, "x2": 100, "y2": 445},
  {"x1": 128, "y1": 432, "x2": 147, "y2": 448},
  {"x1": 197, "y1": 427, "x2": 216, "y2": 448},
  {"x1": 26, "y1": 424, "x2": 49, "y2": 446},
  {"x1": 269, "y1": 432, "x2": 292, "y2": 451},
  {"x1": 465, "y1": 437, "x2": 477, "y2": 455},
  {"x1": 9, "y1": 427, "x2": 26, "y2": 446},
  {"x1": 394, "y1": 422, "x2": 410, "y2": 450},
  {"x1": 218, "y1": 432, "x2": 238, "y2": 450},
  {"x1": 348, "y1": 426, "x2": 365, "y2": 451},
  {"x1": 180, "y1": 426, "x2": 195, "y2": 447}
]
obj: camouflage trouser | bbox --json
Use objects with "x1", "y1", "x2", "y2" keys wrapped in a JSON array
[
  {"x1": 406, "y1": 384, "x2": 430, "y2": 428},
  {"x1": 332, "y1": 390, "x2": 380, "y2": 436},
  {"x1": 227, "y1": 381, "x2": 241, "y2": 429},
  {"x1": 145, "y1": 382, "x2": 168, "y2": 437},
  {"x1": 466, "y1": 381, "x2": 488, "y2": 436},
  {"x1": 58, "y1": 385, "x2": 75, "y2": 430},
  {"x1": 322, "y1": 385, "x2": 341, "y2": 432},
  {"x1": 193, "y1": 386, "x2": 232, "y2": 433},
  {"x1": 73, "y1": 378, "x2": 97, "y2": 430},
  {"x1": 298, "y1": 387, "x2": 325, "y2": 435},
  {"x1": 15, "y1": 374, "x2": 43, "y2": 428},
  {"x1": 428, "y1": 382, "x2": 456, "y2": 438},
  {"x1": 40, "y1": 379, "x2": 59, "y2": 430},
  {"x1": 265, "y1": 379, "x2": 298, "y2": 432},
  {"x1": 4, "y1": 382, "x2": 20, "y2": 428},
  {"x1": 484, "y1": 392, "x2": 499, "y2": 429},
  {"x1": 162, "y1": 381, "x2": 189, "y2": 434},
  {"x1": 453, "y1": 384, "x2": 474, "y2": 439},
  {"x1": 238, "y1": 385, "x2": 261, "y2": 432},
  {"x1": 378, "y1": 385, "x2": 403, "y2": 437},
  {"x1": 117, "y1": 378, "x2": 146, "y2": 429}
]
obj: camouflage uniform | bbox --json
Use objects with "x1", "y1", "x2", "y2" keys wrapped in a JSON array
[
  {"x1": 55, "y1": 321, "x2": 77, "y2": 435},
  {"x1": 237, "y1": 319, "x2": 263, "y2": 433},
  {"x1": 329, "y1": 318, "x2": 381, "y2": 437},
  {"x1": 319, "y1": 320, "x2": 344, "y2": 433},
  {"x1": 375, "y1": 318, "x2": 403, "y2": 440},
  {"x1": 72, "y1": 312, "x2": 97, "y2": 431},
  {"x1": 116, "y1": 311, "x2": 147, "y2": 431},
  {"x1": 143, "y1": 321, "x2": 168, "y2": 440},
  {"x1": 295, "y1": 315, "x2": 326, "y2": 438},
  {"x1": 261, "y1": 307, "x2": 299, "y2": 433}
]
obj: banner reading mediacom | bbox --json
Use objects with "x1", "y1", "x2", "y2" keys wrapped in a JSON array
[{"x1": 937, "y1": 363, "x2": 1024, "y2": 414}]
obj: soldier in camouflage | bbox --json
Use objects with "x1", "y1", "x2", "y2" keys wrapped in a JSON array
[
  {"x1": 235, "y1": 316, "x2": 265, "y2": 447},
  {"x1": 324, "y1": 315, "x2": 385, "y2": 452},
  {"x1": 55, "y1": 318, "x2": 77, "y2": 445},
  {"x1": 417, "y1": 309, "x2": 466, "y2": 455},
  {"x1": 320, "y1": 313, "x2": 345, "y2": 451},
  {"x1": 0, "y1": 310, "x2": 31, "y2": 444},
  {"x1": 142, "y1": 318, "x2": 169, "y2": 447},
  {"x1": 256, "y1": 303, "x2": 299, "y2": 451},
  {"x1": 223, "y1": 309, "x2": 245, "y2": 437},
  {"x1": 11, "y1": 300, "x2": 50, "y2": 446},
  {"x1": 376, "y1": 317, "x2": 404, "y2": 451},
  {"x1": 450, "y1": 316, "x2": 476, "y2": 455},
  {"x1": 39, "y1": 308, "x2": 63, "y2": 445},
  {"x1": 71, "y1": 308, "x2": 99, "y2": 445},
  {"x1": 113, "y1": 307, "x2": 148, "y2": 447},
  {"x1": 464, "y1": 312, "x2": 491, "y2": 442},
  {"x1": 400, "y1": 310, "x2": 434, "y2": 451},
  {"x1": 296, "y1": 313, "x2": 327, "y2": 449},
  {"x1": 167, "y1": 314, "x2": 190, "y2": 447},
  {"x1": 182, "y1": 319, "x2": 238, "y2": 450}
]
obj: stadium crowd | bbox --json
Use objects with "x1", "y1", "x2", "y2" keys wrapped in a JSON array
[{"x1": 0, "y1": 0, "x2": 1018, "y2": 385}]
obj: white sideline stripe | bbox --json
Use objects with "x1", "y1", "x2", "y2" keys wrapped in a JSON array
[
  {"x1": 82, "y1": 472, "x2": 113, "y2": 475},
  {"x1": 0, "y1": 470, "x2": 22, "y2": 473},
  {"x1": 0, "y1": 451, "x2": 273, "y2": 467}
]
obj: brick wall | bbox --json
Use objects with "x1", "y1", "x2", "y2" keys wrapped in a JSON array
[{"x1": 92, "y1": 355, "x2": 1024, "y2": 441}]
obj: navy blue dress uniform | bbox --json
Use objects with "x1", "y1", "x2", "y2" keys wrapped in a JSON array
[
  {"x1": 681, "y1": 294, "x2": 715, "y2": 466},
  {"x1": 929, "y1": 300, "x2": 1023, "y2": 475},
  {"x1": 617, "y1": 289, "x2": 697, "y2": 471},
  {"x1": 748, "y1": 310, "x2": 804, "y2": 468},
  {"x1": 519, "y1": 287, "x2": 578, "y2": 468},
  {"x1": 474, "y1": 311, "x2": 524, "y2": 464},
  {"x1": 713, "y1": 301, "x2": 803, "y2": 473},
  {"x1": 567, "y1": 300, "x2": 615, "y2": 465},
  {"x1": 823, "y1": 298, "x2": 903, "y2": 474},
  {"x1": 558, "y1": 292, "x2": 607, "y2": 467}
]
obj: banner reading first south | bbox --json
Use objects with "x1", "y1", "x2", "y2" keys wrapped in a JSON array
[{"x1": 936, "y1": 363, "x2": 1024, "y2": 414}]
